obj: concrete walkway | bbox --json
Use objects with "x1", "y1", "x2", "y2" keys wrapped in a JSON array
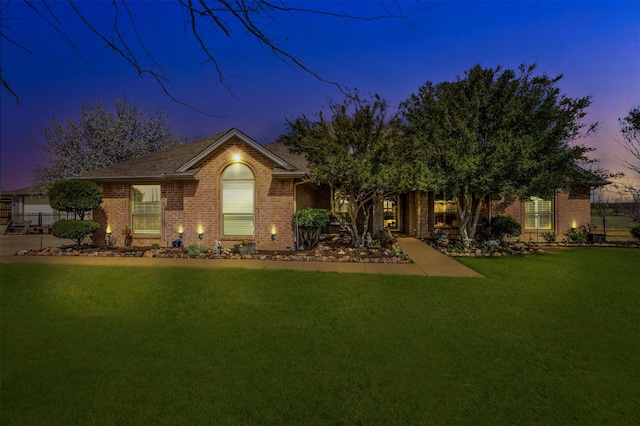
[{"x1": 0, "y1": 234, "x2": 483, "y2": 277}]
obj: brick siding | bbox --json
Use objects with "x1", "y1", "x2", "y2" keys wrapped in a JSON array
[
  {"x1": 491, "y1": 189, "x2": 591, "y2": 242},
  {"x1": 93, "y1": 136, "x2": 296, "y2": 250}
]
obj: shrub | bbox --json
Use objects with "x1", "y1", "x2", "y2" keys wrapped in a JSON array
[
  {"x1": 631, "y1": 225, "x2": 640, "y2": 241},
  {"x1": 564, "y1": 227, "x2": 588, "y2": 244},
  {"x1": 48, "y1": 180, "x2": 102, "y2": 220},
  {"x1": 151, "y1": 243, "x2": 161, "y2": 250},
  {"x1": 542, "y1": 232, "x2": 557, "y2": 243},
  {"x1": 292, "y1": 208, "x2": 330, "y2": 229},
  {"x1": 371, "y1": 229, "x2": 395, "y2": 247},
  {"x1": 490, "y1": 216, "x2": 522, "y2": 242},
  {"x1": 293, "y1": 208, "x2": 329, "y2": 248},
  {"x1": 188, "y1": 244, "x2": 207, "y2": 258},
  {"x1": 52, "y1": 219, "x2": 100, "y2": 246}
]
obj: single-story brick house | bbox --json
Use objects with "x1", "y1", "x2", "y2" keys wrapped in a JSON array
[{"x1": 79, "y1": 128, "x2": 606, "y2": 248}]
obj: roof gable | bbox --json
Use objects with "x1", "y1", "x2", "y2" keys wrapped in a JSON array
[
  {"x1": 78, "y1": 128, "x2": 303, "y2": 182},
  {"x1": 177, "y1": 128, "x2": 297, "y2": 172}
]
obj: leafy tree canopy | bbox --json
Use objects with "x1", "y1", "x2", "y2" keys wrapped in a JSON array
[
  {"x1": 282, "y1": 91, "x2": 433, "y2": 247},
  {"x1": 401, "y1": 64, "x2": 596, "y2": 240},
  {"x1": 34, "y1": 98, "x2": 187, "y2": 185},
  {"x1": 48, "y1": 179, "x2": 103, "y2": 220}
]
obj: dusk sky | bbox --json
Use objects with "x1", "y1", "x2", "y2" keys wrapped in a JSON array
[{"x1": 1, "y1": 1, "x2": 639, "y2": 191}]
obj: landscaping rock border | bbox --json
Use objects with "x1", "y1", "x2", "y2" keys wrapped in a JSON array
[
  {"x1": 426, "y1": 238, "x2": 640, "y2": 257},
  {"x1": 15, "y1": 242, "x2": 413, "y2": 264}
]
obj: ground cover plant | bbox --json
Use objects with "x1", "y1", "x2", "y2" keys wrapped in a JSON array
[{"x1": 1, "y1": 248, "x2": 638, "y2": 425}]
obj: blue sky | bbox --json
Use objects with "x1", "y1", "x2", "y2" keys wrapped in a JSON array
[{"x1": 1, "y1": 0, "x2": 639, "y2": 190}]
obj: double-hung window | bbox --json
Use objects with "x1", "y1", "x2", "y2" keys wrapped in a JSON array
[
  {"x1": 222, "y1": 164, "x2": 254, "y2": 236},
  {"x1": 131, "y1": 185, "x2": 161, "y2": 234},
  {"x1": 525, "y1": 197, "x2": 553, "y2": 230}
]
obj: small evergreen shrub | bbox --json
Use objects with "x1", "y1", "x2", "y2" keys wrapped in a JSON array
[
  {"x1": 151, "y1": 243, "x2": 161, "y2": 249},
  {"x1": 631, "y1": 225, "x2": 640, "y2": 241},
  {"x1": 490, "y1": 216, "x2": 522, "y2": 242},
  {"x1": 293, "y1": 208, "x2": 329, "y2": 248},
  {"x1": 368, "y1": 241, "x2": 382, "y2": 249},
  {"x1": 371, "y1": 229, "x2": 395, "y2": 247},
  {"x1": 188, "y1": 244, "x2": 207, "y2": 258},
  {"x1": 292, "y1": 208, "x2": 330, "y2": 229},
  {"x1": 564, "y1": 227, "x2": 588, "y2": 244},
  {"x1": 52, "y1": 219, "x2": 100, "y2": 246},
  {"x1": 542, "y1": 232, "x2": 557, "y2": 243}
]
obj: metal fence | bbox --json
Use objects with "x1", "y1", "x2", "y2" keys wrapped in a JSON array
[{"x1": 8, "y1": 212, "x2": 93, "y2": 227}]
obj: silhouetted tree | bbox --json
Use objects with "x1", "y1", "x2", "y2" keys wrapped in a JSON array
[{"x1": 34, "y1": 98, "x2": 187, "y2": 185}]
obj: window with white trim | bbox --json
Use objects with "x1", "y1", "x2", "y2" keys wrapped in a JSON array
[
  {"x1": 131, "y1": 185, "x2": 161, "y2": 234},
  {"x1": 222, "y1": 163, "x2": 255, "y2": 236},
  {"x1": 525, "y1": 197, "x2": 553, "y2": 230}
]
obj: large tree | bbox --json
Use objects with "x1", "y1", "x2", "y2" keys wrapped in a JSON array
[
  {"x1": 401, "y1": 64, "x2": 596, "y2": 241},
  {"x1": 34, "y1": 98, "x2": 187, "y2": 185},
  {"x1": 282, "y1": 91, "x2": 433, "y2": 247}
]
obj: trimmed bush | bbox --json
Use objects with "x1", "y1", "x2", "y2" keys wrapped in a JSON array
[
  {"x1": 52, "y1": 219, "x2": 100, "y2": 246},
  {"x1": 631, "y1": 225, "x2": 640, "y2": 241},
  {"x1": 490, "y1": 215, "x2": 522, "y2": 241},
  {"x1": 48, "y1": 180, "x2": 102, "y2": 220},
  {"x1": 293, "y1": 208, "x2": 329, "y2": 248},
  {"x1": 292, "y1": 208, "x2": 330, "y2": 229}
]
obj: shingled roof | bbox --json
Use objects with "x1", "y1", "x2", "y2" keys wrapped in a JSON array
[
  {"x1": 264, "y1": 140, "x2": 309, "y2": 174},
  {"x1": 78, "y1": 128, "x2": 305, "y2": 182}
]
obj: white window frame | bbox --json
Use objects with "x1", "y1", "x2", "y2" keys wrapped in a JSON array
[
  {"x1": 131, "y1": 184, "x2": 161, "y2": 234},
  {"x1": 525, "y1": 197, "x2": 553, "y2": 230},
  {"x1": 222, "y1": 164, "x2": 255, "y2": 236}
]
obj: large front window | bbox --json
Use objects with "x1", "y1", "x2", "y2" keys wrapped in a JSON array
[
  {"x1": 434, "y1": 192, "x2": 458, "y2": 228},
  {"x1": 525, "y1": 197, "x2": 553, "y2": 230},
  {"x1": 131, "y1": 185, "x2": 161, "y2": 234},
  {"x1": 222, "y1": 163, "x2": 254, "y2": 236}
]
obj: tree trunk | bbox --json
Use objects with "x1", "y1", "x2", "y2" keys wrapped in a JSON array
[{"x1": 457, "y1": 190, "x2": 486, "y2": 242}]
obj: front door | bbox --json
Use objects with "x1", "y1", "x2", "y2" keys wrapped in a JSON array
[{"x1": 383, "y1": 195, "x2": 401, "y2": 231}]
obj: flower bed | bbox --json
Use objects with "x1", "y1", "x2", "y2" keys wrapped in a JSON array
[{"x1": 16, "y1": 234, "x2": 412, "y2": 264}]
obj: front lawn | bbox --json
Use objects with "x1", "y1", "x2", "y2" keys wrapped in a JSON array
[{"x1": 2, "y1": 248, "x2": 638, "y2": 425}]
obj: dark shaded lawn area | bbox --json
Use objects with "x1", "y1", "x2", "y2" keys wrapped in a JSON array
[{"x1": 1, "y1": 248, "x2": 639, "y2": 425}]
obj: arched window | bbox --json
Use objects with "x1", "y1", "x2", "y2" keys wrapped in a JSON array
[{"x1": 222, "y1": 163, "x2": 254, "y2": 236}]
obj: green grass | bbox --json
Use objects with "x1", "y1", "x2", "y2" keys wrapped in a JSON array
[{"x1": 2, "y1": 248, "x2": 639, "y2": 425}]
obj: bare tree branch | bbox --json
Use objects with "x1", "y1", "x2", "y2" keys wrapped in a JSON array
[
  {"x1": 25, "y1": 0, "x2": 83, "y2": 59},
  {"x1": 2, "y1": 1, "x2": 414, "y2": 111}
]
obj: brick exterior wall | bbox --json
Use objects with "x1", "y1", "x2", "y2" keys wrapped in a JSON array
[
  {"x1": 93, "y1": 136, "x2": 297, "y2": 250},
  {"x1": 491, "y1": 188, "x2": 591, "y2": 242},
  {"x1": 401, "y1": 189, "x2": 592, "y2": 241}
]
